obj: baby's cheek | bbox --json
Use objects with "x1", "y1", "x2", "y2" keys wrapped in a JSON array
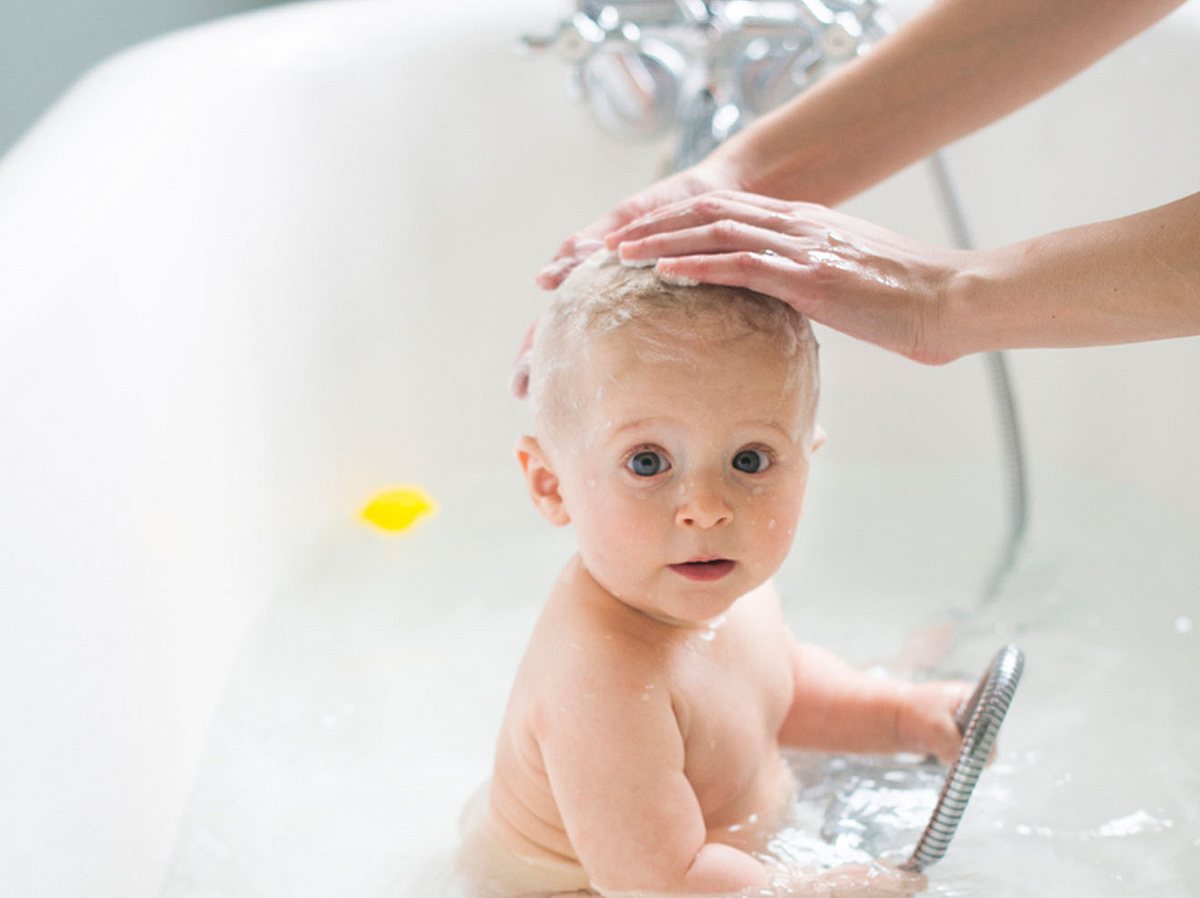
[
  {"x1": 591, "y1": 493, "x2": 659, "y2": 557},
  {"x1": 757, "y1": 505, "x2": 802, "y2": 572}
]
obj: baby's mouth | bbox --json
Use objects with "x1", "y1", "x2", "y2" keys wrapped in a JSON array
[{"x1": 669, "y1": 558, "x2": 736, "y2": 582}]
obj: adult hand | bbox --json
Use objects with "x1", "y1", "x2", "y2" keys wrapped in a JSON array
[
  {"x1": 535, "y1": 158, "x2": 745, "y2": 290},
  {"x1": 519, "y1": 158, "x2": 743, "y2": 398},
  {"x1": 608, "y1": 191, "x2": 972, "y2": 365}
]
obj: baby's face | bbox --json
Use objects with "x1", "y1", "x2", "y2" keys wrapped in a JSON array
[{"x1": 552, "y1": 328, "x2": 816, "y2": 626}]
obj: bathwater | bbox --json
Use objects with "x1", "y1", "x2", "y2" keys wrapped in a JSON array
[{"x1": 161, "y1": 462, "x2": 1199, "y2": 897}]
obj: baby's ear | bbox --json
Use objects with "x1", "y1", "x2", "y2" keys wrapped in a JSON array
[{"x1": 515, "y1": 435, "x2": 570, "y2": 527}]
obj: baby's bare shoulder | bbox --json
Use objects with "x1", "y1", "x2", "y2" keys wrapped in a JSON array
[{"x1": 538, "y1": 576, "x2": 664, "y2": 678}]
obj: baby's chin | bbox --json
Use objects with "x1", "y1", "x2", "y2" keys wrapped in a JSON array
[{"x1": 600, "y1": 564, "x2": 776, "y2": 627}]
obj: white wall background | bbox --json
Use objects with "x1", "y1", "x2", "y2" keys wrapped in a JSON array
[{"x1": 0, "y1": 0, "x2": 290, "y2": 154}]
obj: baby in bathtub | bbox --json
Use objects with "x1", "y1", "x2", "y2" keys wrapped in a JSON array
[{"x1": 460, "y1": 252, "x2": 970, "y2": 897}]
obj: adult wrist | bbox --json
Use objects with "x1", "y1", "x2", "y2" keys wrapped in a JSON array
[
  {"x1": 701, "y1": 139, "x2": 761, "y2": 195},
  {"x1": 941, "y1": 249, "x2": 1007, "y2": 360}
]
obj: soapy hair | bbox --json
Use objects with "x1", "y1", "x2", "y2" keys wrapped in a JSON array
[{"x1": 526, "y1": 251, "x2": 819, "y2": 441}]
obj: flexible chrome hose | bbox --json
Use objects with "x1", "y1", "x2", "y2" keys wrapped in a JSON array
[
  {"x1": 902, "y1": 645, "x2": 1026, "y2": 872},
  {"x1": 927, "y1": 152, "x2": 1030, "y2": 605}
]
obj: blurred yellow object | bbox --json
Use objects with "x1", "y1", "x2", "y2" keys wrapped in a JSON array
[{"x1": 361, "y1": 486, "x2": 437, "y2": 533}]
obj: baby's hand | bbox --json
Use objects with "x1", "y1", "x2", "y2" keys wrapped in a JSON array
[{"x1": 898, "y1": 680, "x2": 974, "y2": 766}]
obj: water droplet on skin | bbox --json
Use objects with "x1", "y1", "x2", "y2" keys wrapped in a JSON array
[
  {"x1": 697, "y1": 615, "x2": 726, "y2": 642},
  {"x1": 768, "y1": 519, "x2": 777, "y2": 530}
]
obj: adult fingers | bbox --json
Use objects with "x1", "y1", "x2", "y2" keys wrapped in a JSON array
[
  {"x1": 616, "y1": 217, "x2": 801, "y2": 267},
  {"x1": 655, "y1": 251, "x2": 819, "y2": 315},
  {"x1": 538, "y1": 167, "x2": 739, "y2": 289},
  {"x1": 535, "y1": 236, "x2": 606, "y2": 290},
  {"x1": 608, "y1": 191, "x2": 808, "y2": 247}
]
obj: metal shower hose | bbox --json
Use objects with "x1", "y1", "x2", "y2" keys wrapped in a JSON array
[{"x1": 902, "y1": 644, "x2": 1026, "y2": 872}]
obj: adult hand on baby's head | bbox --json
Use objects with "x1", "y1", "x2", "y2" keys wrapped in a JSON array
[
  {"x1": 536, "y1": 159, "x2": 742, "y2": 290},
  {"x1": 609, "y1": 191, "x2": 972, "y2": 366},
  {"x1": 525, "y1": 157, "x2": 744, "y2": 397}
]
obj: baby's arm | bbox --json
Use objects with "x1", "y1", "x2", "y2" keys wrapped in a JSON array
[
  {"x1": 779, "y1": 639, "x2": 969, "y2": 764},
  {"x1": 537, "y1": 676, "x2": 772, "y2": 895}
]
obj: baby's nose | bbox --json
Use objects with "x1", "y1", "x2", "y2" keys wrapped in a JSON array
[{"x1": 675, "y1": 481, "x2": 733, "y2": 529}]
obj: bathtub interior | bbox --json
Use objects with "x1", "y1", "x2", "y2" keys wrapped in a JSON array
[
  {"x1": 157, "y1": 464, "x2": 1200, "y2": 898},
  {"x1": 0, "y1": 0, "x2": 1198, "y2": 896}
]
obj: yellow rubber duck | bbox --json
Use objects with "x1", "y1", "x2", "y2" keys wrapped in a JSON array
[{"x1": 361, "y1": 485, "x2": 437, "y2": 533}]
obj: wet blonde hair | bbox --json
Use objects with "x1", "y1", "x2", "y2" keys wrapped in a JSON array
[{"x1": 527, "y1": 251, "x2": 819, "y2": 443}]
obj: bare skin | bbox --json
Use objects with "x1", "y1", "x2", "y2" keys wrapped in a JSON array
[
  {"x1": 611, "y1": 190, "x2": 1200, "y2": 364},
  {"x1": 477, "y1": 330, "x2": 968, "y2": 896},
  {"x1": 526, "y1": 0, "x2": 1198, "y2": 373}
]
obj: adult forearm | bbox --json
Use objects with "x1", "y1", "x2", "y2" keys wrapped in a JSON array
[
  {"x1": 715, "y1": 0, "x2": 1185, "y2": 205},
  {"x1": 948, "y1": 191, "x2": 1200, "y2": 356}
]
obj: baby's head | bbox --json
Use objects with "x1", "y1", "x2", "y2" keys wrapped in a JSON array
[{"x1": 519, "y1": 252, "x2": 821, "y2": 624}]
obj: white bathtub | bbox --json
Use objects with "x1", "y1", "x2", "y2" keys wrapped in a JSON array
[{"x1": 1, "y1": 2, "x2": 1197, "y2": 896}]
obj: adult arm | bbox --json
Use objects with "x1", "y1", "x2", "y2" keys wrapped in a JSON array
[
  {"x1": 719, "y1": 0, "x2": 1187, "y2": 206},
  {"x1": 539, "y1": 0, "x2": 1187, "y2": 287},
  {"x1": 609, "y1": 190, "x2": 1200, "y2": 363}
]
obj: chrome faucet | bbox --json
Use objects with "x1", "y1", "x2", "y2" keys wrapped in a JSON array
[{"x1": 522, "y1": 0, "x2": 890, "y2": 168}]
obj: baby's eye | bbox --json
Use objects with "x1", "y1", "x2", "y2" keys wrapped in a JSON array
[
  {"x1": 732, "y1": 448, "x2": 771, "y2": 474},
  {"x1": 627, "y1": 450, "x2": 671, "y2": 477}
]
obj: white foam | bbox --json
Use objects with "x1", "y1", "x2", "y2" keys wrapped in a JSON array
[
  {"x1": 656, "y1": 270, "x2": 701, "y2": 288},
  {"x1": 618, "y1": 254, "x2": 658, "y2": 269}
]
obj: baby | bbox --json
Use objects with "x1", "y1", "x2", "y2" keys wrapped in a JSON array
[{"x1": 461, "y1": 253, "x2": 968, "y2": 897}]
